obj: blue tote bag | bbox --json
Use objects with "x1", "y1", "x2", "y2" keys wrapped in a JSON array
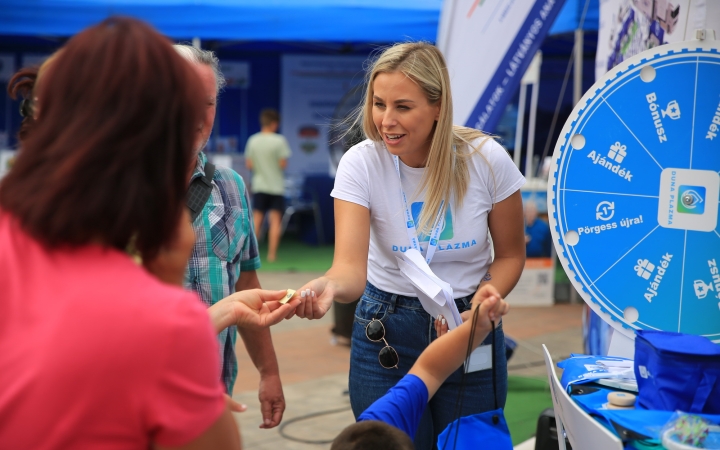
[
  {"x1": 437, "y1": 320, "x2": 514, "y2": 450},
  {"x1": 437, "y1": 410, "x2": 512, "y2": 449},
  {"x1": 634, "y1": 330, "x2": 720, "y2": 414}
]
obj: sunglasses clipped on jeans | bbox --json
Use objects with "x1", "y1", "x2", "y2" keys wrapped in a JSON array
[{"x1": 365, "y1": 319, "x2": 399, "y2": 369}]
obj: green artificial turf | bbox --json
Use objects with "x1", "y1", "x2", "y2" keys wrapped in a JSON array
[
  {"x1": 505, "y1": 376, "x2": 553, "y2": 445},
  {"x1": 256, "y1": 235, "x2": 334, "y2": 272},
  {"x1": 554, "y1": 255, "x2": 570, "y2": 283}
]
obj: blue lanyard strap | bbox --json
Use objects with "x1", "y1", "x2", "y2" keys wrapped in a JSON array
[{"x1": 393, "y1": 154, "x2": 445, "y2": 265}]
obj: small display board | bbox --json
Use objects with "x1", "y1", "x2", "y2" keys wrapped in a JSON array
[
  {"x1": 505, "y1": 258, "x2": 555, "y2": 306},
  {"x1": 548, "y1": 39, "x2": 720, "y2": 341}
]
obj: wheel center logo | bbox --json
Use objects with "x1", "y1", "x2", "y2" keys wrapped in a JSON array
[
  {"x1": 677, "y1": 185, "x2": 705, "y2": 214},
  {"x1": 658, "y1": 169, "x2": 718, "y2": 231}
]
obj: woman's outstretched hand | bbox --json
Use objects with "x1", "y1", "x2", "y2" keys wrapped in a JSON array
[
  {"x1": 290, "y1": 277, "x2": 335, "y2": 320},
  {"x1": 223, "y1": 289, "x2": 301, "y2": 328}
]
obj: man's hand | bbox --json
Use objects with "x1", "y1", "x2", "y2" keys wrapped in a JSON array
[
  {"x1": 257, "y1": 373, "x2": 285, "y2": 428},
  {"x1": 225, "y1": 289, "x2": 300, "y2": 328}
]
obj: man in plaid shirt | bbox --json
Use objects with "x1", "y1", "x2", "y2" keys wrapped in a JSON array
[{"x1": 176, "y1": 44, "x2": 286, "y2": 429}]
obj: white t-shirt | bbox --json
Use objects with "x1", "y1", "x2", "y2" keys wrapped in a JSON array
[{"x1": 331, "y1": 138, "x2": 525, "y2": 297}]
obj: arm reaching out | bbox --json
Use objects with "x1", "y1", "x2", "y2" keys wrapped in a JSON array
[
  {"x1": 292, "y1": 199, "x2": 370, "y2": 320},
  {"x1": 208, "y1": 289, "x2": 300, "y2": 333},
  {"x1": 410, "y1": 285, "x2": 509, "y2": 399}
]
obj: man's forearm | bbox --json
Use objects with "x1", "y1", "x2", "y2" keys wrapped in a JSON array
[
  {"x1": 237, "y1": 326, "x2": 280, "y2": 376},
  {"x1": 234, "y1": 269, "x2": 280, "y2": 376}
]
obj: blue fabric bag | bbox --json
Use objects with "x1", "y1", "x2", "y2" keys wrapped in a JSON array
[
  {"x1": 634, "y1": 330, "x2": 720, "y2": 413},
  {"x1": 557, "y1": 354, "x2": 634, "y2": 389},
  {"x1": 437, "y1": 408, "x2": 513, "y2": 449},
  {"x1": 437, "y1": 321, "x2": 513, "y2": 450}
]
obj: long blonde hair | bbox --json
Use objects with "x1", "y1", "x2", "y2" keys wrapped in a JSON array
[{"x1": 358, "y1": 42, "x2": 490, "y2": 234}]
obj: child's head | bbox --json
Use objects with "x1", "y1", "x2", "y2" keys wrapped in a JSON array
[
  {"x1": 331, "y1": 420, "x2": 414, "y2": 450},
  {"x1": 259, "y1": 108, "x2": 280, "y2": 129}
]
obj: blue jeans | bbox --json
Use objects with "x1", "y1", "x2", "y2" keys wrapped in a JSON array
[{"x1": 349, "y1": 281, "x2": 508, "y2": 450}]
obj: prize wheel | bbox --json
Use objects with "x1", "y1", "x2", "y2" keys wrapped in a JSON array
[{"x1": 548, "y1": 37, "x2": 720, "y2": 342}]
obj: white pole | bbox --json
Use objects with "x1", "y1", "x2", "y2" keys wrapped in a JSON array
[
  {"x1": 513, "y1": 83, "x2": 526, "y2": 169},
  {"x1": 573, "y1": 29, "x2": 584, "y2": 105},
  {"x1": 192, "y1": 37, "x2": 201, "y2": 49},
  {"x1": 568, "y1": 29, "x2": 584, "y2": 305},
  {"x1": 525, "y1": 53, "x2": 541, "y2": 178}
]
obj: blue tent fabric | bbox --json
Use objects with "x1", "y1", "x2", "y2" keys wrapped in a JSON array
[
  {"x1": 1, "y1": 0, "x2": 599, "y2": 41},
  {"x1": 549, "y1": 0, "x2": 599, "y2": 35},
  {"x1": 0, "y1": 0, "x2": 442, "y2": 42}
]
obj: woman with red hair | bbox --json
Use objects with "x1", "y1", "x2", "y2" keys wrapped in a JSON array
[{"x1": 0, "y1": 17, "x2": 295, "y2": 449}]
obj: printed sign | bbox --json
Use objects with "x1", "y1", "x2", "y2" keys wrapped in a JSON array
[
  {"x1": 220, "y1": 61, "x2": 250, "y2": 89},
  {"x1": 0, "y1": 54, "x2": 15, "y2": 82},
  {"x1": 437, "y1": 0, "x2": 564, "y2": 132},
  {"x1": 595, "y1": 0, "x2": 720, "y2": 80},
  {"x1": 506, "y1": 258, "x2": 555, "y2": 306},
  {"x1": 280, "y1": 55, "x2": 365, "y2": 176}
]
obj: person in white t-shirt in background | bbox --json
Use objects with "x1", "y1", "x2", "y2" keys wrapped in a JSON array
[
  {"x1": 291, "y1": 42, "x2": 526, "y2": 450},
  {"x1": 245, "y1": 108, "x2": 292, "y2": 263}
]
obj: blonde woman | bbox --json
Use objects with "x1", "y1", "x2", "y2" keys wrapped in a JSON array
[{"x1": 294, "y1": 43, "x2": 525, "y2": 449}]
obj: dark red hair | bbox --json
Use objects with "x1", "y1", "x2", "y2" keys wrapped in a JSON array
[
  {"x1": 0, "y1": 17, "x2": 203, "y2": 259},
  {"x1": 7, "y1": 67, "x2": 38, "y2": 142}
]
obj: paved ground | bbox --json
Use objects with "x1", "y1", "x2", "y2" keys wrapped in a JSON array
[{"x1": 231, "y1": 271, "x2": 584, "y2": 449}]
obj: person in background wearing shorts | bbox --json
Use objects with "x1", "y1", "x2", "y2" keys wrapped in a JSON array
[{"x1": 245, "y1": 108, "x2": 291, "y2": 263}]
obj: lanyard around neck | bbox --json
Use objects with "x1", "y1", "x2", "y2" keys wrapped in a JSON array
[{"x1": 392, "y1": 154, "x2": 445, "y2": 265}]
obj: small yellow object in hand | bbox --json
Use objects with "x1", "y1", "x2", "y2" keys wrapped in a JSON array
[{"x1": 280, "y1": 289, "x2": 296, "y2": 305}]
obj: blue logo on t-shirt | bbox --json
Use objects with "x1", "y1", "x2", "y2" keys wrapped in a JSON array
[
  {"x1": 391, "y1": 203, "x2": 476, "y2": 253},
  {"x1": 410, "y1": 202, "x2": 453, "y2": 241}
]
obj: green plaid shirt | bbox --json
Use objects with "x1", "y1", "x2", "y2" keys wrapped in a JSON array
[{"x1": 184, "y1": 152, "x2": 261, "y2": 393}]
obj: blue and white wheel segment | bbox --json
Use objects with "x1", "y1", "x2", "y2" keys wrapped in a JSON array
[{"x1": 548, "y1": 38, "x2": 720, "y2": 341}]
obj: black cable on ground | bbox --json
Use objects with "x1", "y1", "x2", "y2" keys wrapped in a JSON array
[{"x1": 277, "y1": 405, "x2": 351, "y2": 445}]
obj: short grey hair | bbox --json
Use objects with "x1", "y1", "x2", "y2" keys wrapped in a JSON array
[{"x1": 173, "y1": 44, "x2": 226, "y2": 94}]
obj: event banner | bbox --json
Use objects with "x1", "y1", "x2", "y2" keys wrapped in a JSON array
[
  {"x1": 280, "y1": 55, "x2": 366, "y2": 176},
  {"x1": 596, "y1": 0, "x2": 720, "y2": 79},
  {"x1": 437, "y1": 0, "x2": 565, "y2": 133},
  {"x1": 0, "y1": 54, "x2": 15, "y2": 83}
]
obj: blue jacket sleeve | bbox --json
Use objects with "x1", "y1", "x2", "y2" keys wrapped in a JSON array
[{"x1": 357, "y1": 374, "x2": 429, "y2": 438}]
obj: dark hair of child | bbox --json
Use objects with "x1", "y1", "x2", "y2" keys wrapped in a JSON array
[{"x1": 331, "y1": 420, "x2": 415, "y2": 450}]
